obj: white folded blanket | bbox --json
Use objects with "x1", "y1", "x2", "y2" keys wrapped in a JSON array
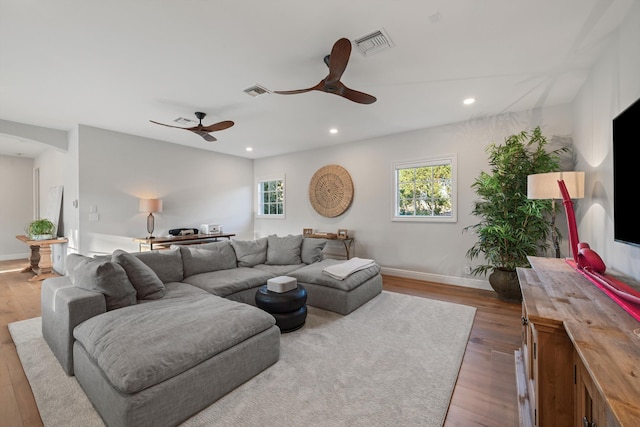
[{"x1": 322, "y1": 257, "x2": 376, "y2": 280}]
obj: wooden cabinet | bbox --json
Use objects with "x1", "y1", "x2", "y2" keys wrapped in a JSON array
[{"x1": 516, "y1": 257, "x2": 640, "y2": 427}]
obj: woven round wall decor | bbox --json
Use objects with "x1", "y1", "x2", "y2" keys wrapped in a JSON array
[{"x1": 308, "y1": 164, "x2": 354, "y2": 217}]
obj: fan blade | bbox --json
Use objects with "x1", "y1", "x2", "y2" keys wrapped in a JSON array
[
  {"x1": 198, "y1": 120, "x2": 235, "y2": 133},
  {"x1": 322, "y1": 81, "x2": 377, "y2": 104},
  {"x1": 193, "y1": 131, "x2": 217, "y2": 142},
  {"x1": 326, "y1": 38, "x2": 351, "y2": 84},
  {"x1": 341, "y1": 86, "x2": 377, "y2": 104},
  {"x1": 150, "y1": 120, "x2": 188, "y2": 130},
  {"x1": 274, "y1": 81, "x2": 324, "y2": 95}
]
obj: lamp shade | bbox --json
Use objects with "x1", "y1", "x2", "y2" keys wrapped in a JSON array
[
  {"x1": 527, "y1": 171, "x2": 584, "y2": 200},
  {"x1": 139, "y1": 198, "x2": 163, "y2": 213}
]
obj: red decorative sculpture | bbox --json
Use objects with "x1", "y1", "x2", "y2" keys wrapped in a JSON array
[{"x1": 558, "y1": 179, "x2": 640, "y2": 321}]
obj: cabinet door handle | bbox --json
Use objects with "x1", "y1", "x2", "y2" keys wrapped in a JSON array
[{"x1": 521, "y1": 316, "x2": 528, "y2": 325}]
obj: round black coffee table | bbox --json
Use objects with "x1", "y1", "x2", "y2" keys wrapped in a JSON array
[{"x1": 255, "y1": 284, "x2": 307, "y2": 332}]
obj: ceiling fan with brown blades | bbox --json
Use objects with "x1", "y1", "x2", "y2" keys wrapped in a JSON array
[
  {"x1": 274, "y1": 37, "x2": 377, "y2": 105},
  {"x1": 150, "y1": 112, "x2": 234, "y2": 142}
]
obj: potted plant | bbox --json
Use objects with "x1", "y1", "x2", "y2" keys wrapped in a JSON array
[
  {"x1": 464, "y1": 126, "x2": 567, "y2": 302},
  {"x1": 26, "y1": 218, "x2": 57, "y2": 240}
]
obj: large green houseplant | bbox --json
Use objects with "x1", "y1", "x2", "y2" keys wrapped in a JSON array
[{"x1": 464, "y1": 126, "x2": 567, "y2": 302}]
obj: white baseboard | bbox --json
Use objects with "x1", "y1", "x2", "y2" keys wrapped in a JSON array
[
  {"x1": 0, "y1": 253, "x2": 29, "y2": 262},
  {"x1": 380, "y1": 266, "x2": 493, "y2": 292}
]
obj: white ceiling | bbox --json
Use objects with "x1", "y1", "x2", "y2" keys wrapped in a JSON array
[{"x1": 0, "y1": 0, "x2": 635, "y2": 159}]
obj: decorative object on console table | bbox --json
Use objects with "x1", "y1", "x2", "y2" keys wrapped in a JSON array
[
  {"x1": 200, "y1": 224, "x2": 221, "y2": 234},
  {"x1": 337, "y1": 229, "x2": 348, "y2": 239},
  {"x1": 527, "y1": 171, "x2": 584, "y2": 258},
  {"x1": 16, "y1": 234, "x2": 68, "y2": 281},
  {"x1": 139, "y1": 198, "x2": 163, "y2": 239},
  {"x1": 303, "y1": 228, "x2": 313, "y2": 237}
]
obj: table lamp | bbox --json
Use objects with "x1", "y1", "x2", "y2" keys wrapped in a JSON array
[
  {"x1": 139, "y1": 198, "x2": 163, "y2": 239},
  {"x1": 527, "y1": 171, "x2": 584, "y2": 258}
]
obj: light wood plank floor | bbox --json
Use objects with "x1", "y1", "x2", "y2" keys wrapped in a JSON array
[{"x1": 1, "y1": 258, "x2": 521, "y2": 427}]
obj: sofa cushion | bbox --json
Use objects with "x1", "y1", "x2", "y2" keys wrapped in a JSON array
[
  {"x1": 179, "y1": 241, "x2": 237, "y2": 277},
  {"x1": 66, "y1": 253, "x2": 91, "y2": 279},
  {"x1": 181, "y1": 267, "x2": 275, "y2": 297},
  {"x1": 71, "y1": 257, "x2": 137, "y2": 310},
  {"x1": 288, "y1": 259, "x2": 382, "y2": 292},
  {"x1": 301, "y1": 238, "x2": 326, "y2": 264},
  {"x1": 112, "y1": 249, "x2": 165, "y2": 300},
  {"x1": 266, "y1": 234, "x2": 302, "y2": 265},
  {"x1": 73, "y1": 296, "x2": 276, "y2": 394},
  {"x1": 132, "y1": 248, "x2": 184, "y2": 283},
  {"x1": 231, "y1": 238, "x2": 267, "y2": 267},
  {"x1": 252, "y1": 263, "x2": 306, "y2": 277}
]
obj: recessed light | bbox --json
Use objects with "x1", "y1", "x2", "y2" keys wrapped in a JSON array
[
  {"x1": 329, "y1": 128, "x2": 338, "y2": 134},
  {"x1": 246, "y1": 147, "x2": 253, "y2": 152},
  {"x1": 463, "y1": 98, "x2": 475, "y2": 105}
]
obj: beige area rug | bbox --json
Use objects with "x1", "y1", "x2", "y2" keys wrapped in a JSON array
[{"x1": 9, "y1": 291, "x2": 476, "y2": 427}]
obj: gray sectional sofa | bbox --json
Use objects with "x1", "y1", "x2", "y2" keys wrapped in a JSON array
[{"x1": 41, "y1": 234, "x2": 382, "y2": 427}]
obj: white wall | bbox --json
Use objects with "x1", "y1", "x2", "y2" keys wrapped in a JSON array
[
  {"x1": 572, "y1": 1, "x2": 640, "y2": 281},
  {"x1": 76, "y1": 126, "x2": 255, "y2": 256},
  {"x1": 254, "y1": 105, "x2": 573, "y2": 289},
  {"x1": 0, "y1": 155, "x2": 33, "y2": 260}
]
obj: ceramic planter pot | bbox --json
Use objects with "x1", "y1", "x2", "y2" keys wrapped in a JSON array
[{"x1": 489, "y1": 268, "x2": 522, "y2": 303}]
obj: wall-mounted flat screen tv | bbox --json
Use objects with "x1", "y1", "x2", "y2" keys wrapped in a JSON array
[{"x1": 613, "y1": 97, "x2": 640, "y2": 247}]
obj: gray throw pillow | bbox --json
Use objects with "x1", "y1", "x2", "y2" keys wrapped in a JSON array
[
  {"x1": 231, "y1": 238, "x2": 267, "y2": 267},
  {"x1": 112, "y1": 249, "x2": 165, "y2": 300},
  {"x1": 301, "y1": 238, "x2": 326, "y2": 264},
  {"x1": 180, "y1": 241, "x2": 237, "y2": 277},
  {"x1": 266, "y1": 234, "x2": 303, "y2": 265},
  {"x1": 133, "y1": 247, "x2": 184, "y2": 283},
  {"x1": 72, "y1": 258, "x2": 137, "y2": 310},
  {"x1": 66, "y1": 253, "x2": 91, "y2": 280}
]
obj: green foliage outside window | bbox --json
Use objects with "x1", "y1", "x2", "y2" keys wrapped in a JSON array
[
  {"x1": 397, "y1": 163, "x2": 452, "y2": 217},
  {"x1": 259, "y1": 179, "x2": 284, "y2": 215}
]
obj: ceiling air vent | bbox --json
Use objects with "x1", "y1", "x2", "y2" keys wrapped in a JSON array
[
  {"x1": 244, "y1": 84, "x2": 271, "y2": 97},
  {"x1": 354, "y1": 29, "x2": 393, "y2": 57},
  {"x1": 173, "y1": 117, "x2": 196, "y2": 125}
]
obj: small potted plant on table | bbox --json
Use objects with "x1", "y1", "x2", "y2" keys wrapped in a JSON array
[{"x1": 26, "y1": 218, "x2": 57, "y2": 240}]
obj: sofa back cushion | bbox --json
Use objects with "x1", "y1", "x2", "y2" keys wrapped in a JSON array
[
  {"x1": 67, "y1": 254, "x2": 137, "y2": 310},
  {"x1": 112, "y1": 249, "x2": 166, "y2": 300},
  {"x1": 301, "y1": 238, "x2": 326, "y2": 264},
  {"x1": 266, "y1": 234, "x2": 303, "y2": 265},
  {"x1": 231, "y1": 237, "x2": 267, "y2": 267},
  {"x1": 132, "y1": 247, "x2": 184, "y2": 283},
  {"x1": 179, "y1": 240, "x2": 237, "y2": 277}
]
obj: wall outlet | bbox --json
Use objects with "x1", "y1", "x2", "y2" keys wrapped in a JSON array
[
  {"x1": 88, "y1": 213, "x2": 100, "y2": 222},
  {"x1": 464, "y1": 265, "x2": 472, "y2": 275}
]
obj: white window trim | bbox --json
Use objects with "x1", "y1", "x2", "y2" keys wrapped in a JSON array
[
  {"x1": 391, "y1": 154, "x2": 457, "y2": 223},
  {"x1": 256, "y1": 175, "x2": 286, "y2": 219}
]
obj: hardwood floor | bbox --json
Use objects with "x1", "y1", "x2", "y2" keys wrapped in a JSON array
[{"x1": 0, "y1": 259, "x2": 522, "y2": 427}]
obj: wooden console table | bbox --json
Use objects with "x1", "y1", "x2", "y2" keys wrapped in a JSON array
[
  {"x1": 16, "y1": 234, "x2": 68, "y2": 281},
  {"x1": 516, "y1": 256, "x2": 640, "y2": 426},
  {"x1": 133, "y1": 233, "x2": 235, "y2": 251}
]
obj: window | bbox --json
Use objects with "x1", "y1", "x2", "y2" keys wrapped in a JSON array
[
  {"x1": 393, "y1": 156, "x2": 456, "y2": 222},
  {"x1": 257, "y1": 178, "x2": 284, "y2": 218}
]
